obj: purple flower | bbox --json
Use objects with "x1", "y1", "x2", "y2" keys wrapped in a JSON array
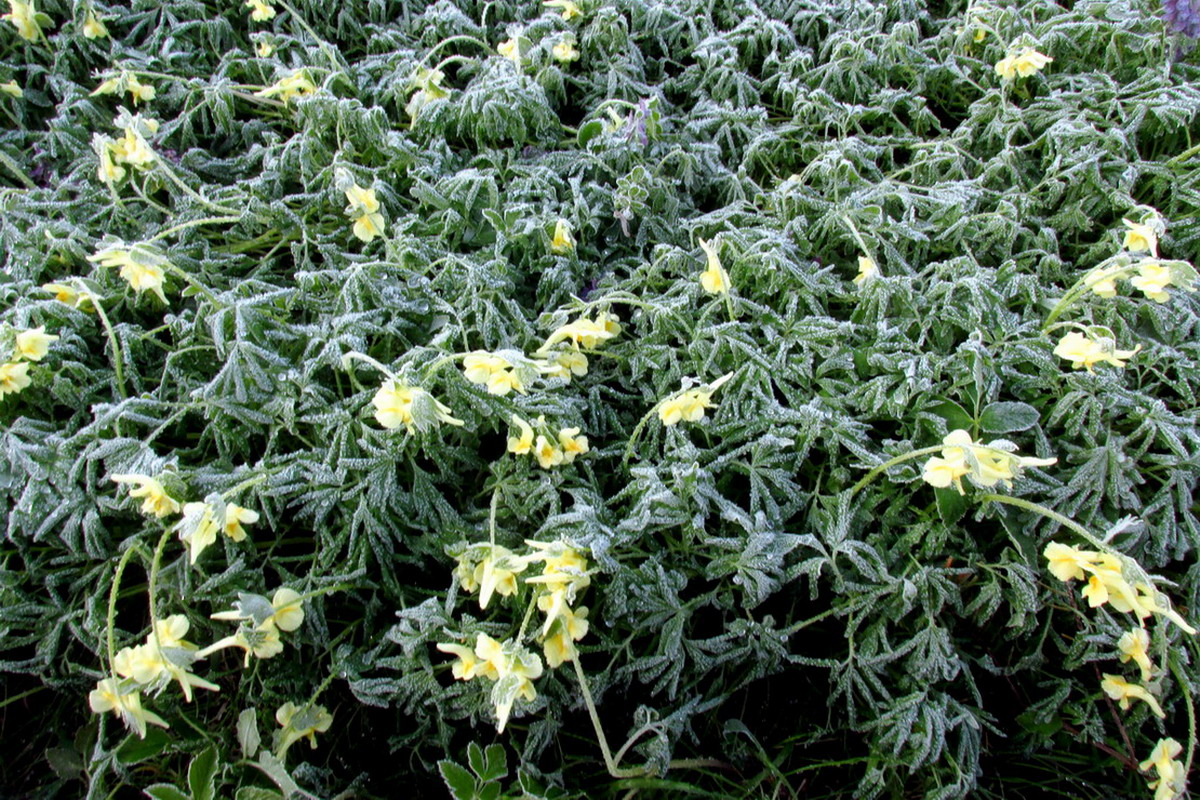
[{"x1": 1162, "y1": 0, "x2": 1200, "y2": 38}]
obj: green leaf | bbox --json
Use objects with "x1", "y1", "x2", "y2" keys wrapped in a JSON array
[
  {"x1": 253, "y1": 752, "x2": 298, "y2": 797},
  {"x1": 438, "y1": 760, "x2": 477, "y2": 800},
  {"x1": 144, "y1": 785, "x2": 189, "y2": 800},
  {"x1": 479, "y1": 743, "x2": 507, "y2": 783},
  {"x1": 577, "y1": 119, "x2": 603, "y2": 148},
  {"x1": 45, "y1": 746, "x2": 83, "y2": 780},
  {"x1": 237, "y1": 708, "x2": 261, "y2": 759},
  {"x1": 188, "y1": 745, "x2": 219, "y2": 800},
  {"x1": 235, "y1": 789, "x2": 283, "y2": 800},
  {"x1": 466, "y1": 740, "x2": 486, "y2": 778},
  {"x1": 979, "y1": 401, "x2": 1040, "y2": 434},
  {"x1": 935, "y1": 487, "x2": 967, "y2": 527},
  {"x1": 116, "y1": 727, "x2": 171, "y2": 764},
  {"x1": 928, "y1": 398, "x2": 973, "y2": 432}
]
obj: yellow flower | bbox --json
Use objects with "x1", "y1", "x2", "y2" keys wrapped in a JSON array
[
  {"x1": 88, "y1": 678, "x2": 169, "y2": 739},
  {"x1": 270, "y1": 587, "x2": 305, "y2": 632},
  {"x1": 96, "y1": 138, "x2": 126, "y2": 184},
  {"x1": 541, "y1": 604, "x2": 589, "y2": 668},
  {"x1": 1117, "y1": 628, "x2": 1154, "y2": 683},
  {"x1": 256, "y1": 70, "x2": 316, "y2": 103},
  {"x1": 474, "y1": 545, "x2": 527, "y2": 610},
  {"x1": 13, "y1": 326, "x2": 58, "y2": 362},
  {"x1": 436, "y1": 642, "x2": 480, "y2": 680},
  {"x1": 557, "y1": 427, "x2": 589, "y2": 463},
  {"x1": 0, "y1": 80, "x2": 20, "y2": 97},
  {"x1": 659, "y1": 375, "x2": 732, "y2": 426},
  {"x1": 351, "y1": 211, "x2": 386, "y2": 243},
  {"x1": 1140, "y1": 739, "x2": 1186, "y2": 800},
  {"x1": 223, "y1": 504, "x2": 259, "y2": 542},
  {"x1": 178, "y1": 502, "x2": 221, "y2": 564},
  {"x1": 474, "y1": 638, "x2": 543, "y2": 732},
  {"x1": 1084, "y1": 266, "x2": 1119, "y2": 298},
  {"x1": 405, "y1": 67, "x2": 450, "y2": 125},
  {"x1": 371, "y1": 379, "x2": 463, "y2": 433},
  {"x1": 1130, "y1": 260, "x2": 1174, "y2": 303},
  {"x1": 698, "y1": 238, "x2": 730, "y2": 294},
  {"x1": 552, "y1": 40, "x2": 580, "y2": 64},
  {"x1": 507, "y1": 414, "x2": 534, "y2": 455},
  {"x1": 497, "y1": 37, "x2": 521, "y2": 64},
  {"x1": 88, "y1": 243, "x2": 171, "y2": 304},
  {"x1": 2, "y1": 0, "x2": 44, "y2": 41},
  {"x1": 472, "y1": 633, "x2": 506, "y2": 681},
  {"x1": 1101, "y1": 674, "x2": 1165, "y2": 718},
  {"x1": 921, "y1": 430, "x2": 1056, "y2": 494},
  {"x1": 42, "y1": 281, "x2": 93, "y2": 311},
  {"x1": 1042, "y1": 542, "x2": 1100, "y2": 582},
  {"x1": 852, "y1": 254, "x2": 879, "y2": 286},
  {"x1": 1053, "y1": 330, "x2": 1140, "y2": 373},
  {"x1": 82, "y1": 13, "x2": 107, "y2": 38},
  {"x1": 245, "y1": 0, "x2": 276, "y2": 22},
  {"x1": 536, "y1": 314, "x2": 619, "y2": 353},
  {"x1": 550, "y1": 219, "x2": 575, "y2": 254},
  {"x1": 127, "y1": 76, "x2": 155, "y2": 105},
  {"x1": 461, "y1": 352, "x2": 525, "y2": 395},
  {"x1": 995, "y1": 47, "x2": 1052, "y2": 80},
  {"x1": 111, "y1": 126, "x2": 157, "y2": 170},
  {"x1": 1122, "y1": 218, "x2": 1159, "y2": 256},
  {"x1": 275, "y1": 702, "x2": 332, "y2": 755},
  {"x1": 543, "y1": 0, "x2": 582, "y2": 20},
  {"x1": 256, "y1": 40, "x2": 274, "y2": 57},
  {"x1": 111, "y1": 473, "x2": 181, "y2": 518},
  {"x1": 344, "y1": 183, "x2": 380, "y2": 216},
  {"x1": 0, "y1": 361, "x2": 31, "y2": 397},
  {"x1": 534, "y1": 434, "x2": 564, "y2": 469}
]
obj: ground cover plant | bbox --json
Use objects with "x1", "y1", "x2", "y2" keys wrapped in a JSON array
[{"x1": 2, "y1": 0, "x2": 1200, "y2": 797}]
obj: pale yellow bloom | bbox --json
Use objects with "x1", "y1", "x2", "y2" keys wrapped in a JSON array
[
  {"x1": 1123, "y1": 218, "x2": 1158, "y2": 256},
  {"x1": 1053, "y1": 331, "x2": 1139, "y2": 373},
  {"x1": 1101, "y1": 674, "x2": 1165, "y2": 718},
  {"x1": 557, "y1": 427, "x2": 589, "y2": 463},
  {"x1": 436, "y1": 642, "x2": 479, "y2": 680},
  {"x1": 0, "y1": 80, "x2": 20, "y2": 98},
  {"x1": 270, "y1": 587, "x2": 304, "y2": 632},
  {"x1": 550, "y1": 219, "x2": 575, "y2": 254},
  {"x1": 1084, "y1": 266, "x2": 1119, "y2": 298},
  {"x1": 921, "y1": 430, "x2": 1056, "y2": 494},
  {"x1": 178, "y1": 502, "x2": 221, "y2": 564},
  {"x1": 472, "y1": 633, "x2": 506, "y2": 681},
  {"x1": 256, "y1": 40, "x2": 274, "y2": 58},
  {"x1": 371, "y1": 379, "x2": 463, "y2": 433},
  {"x1": 88, "y1": 678, "x2": 169, "y2": 739},
  {"x1": 1130, "y1": 260, "x2": 1174, "y2": 303},
  {"x1": 995, "y1": 48, "x2": 1052, "y2": 80},
  {"x1": 659, "y1": 374, "x2": 733, "y2": 426},
  {"x1": 245, "y1": 0, "x2": 275, "y2": 22},
  {"x1": 2, "y1": 0, "x2": 44, "y2": 42},
  {"x1": 473, "y1": 546, "x2": 527, "y2": 610},
  {"x1": 1043, "y1": 542, "x2": 1100, "y2": 583},
  {"x1": 461, "y1": 352, "x2": 525, "y2": 396},
  {"x1": 42, "y1": 281, "x2": 93, "y2": 311},
  {"x1": 111, "y1": 127, "x2": 157, "y2": 171},
  {"x1": 497, "y1": 38, "x2": 521, "y2": 64},
  {"x1": 536, "y1": 312, "x2": 621, "y2": 353},
  {"x1": 1117, "y1": 628, "x2": 1154, "y2": 683},
  {"x1": 0, "y1": 361, "x2": 31, "y2": 397},
  {"x1": 543, "y1": 0, "x2": 582, "y2": 20},
  {"x1": 275, "y1": 702, "x2": 332, "y2": 754},
  {"x1": 82, "y1": 13, "x2": 107, "y2": 39},
  {"x1": 552, "y1": 40, "x2": 580, "y2": 63},
  {"x1": 256, "y1": 70, "x2": 316, "y2": 103},
  {"x1": 14, "y1": 326, "x2": 58, "y2": 362},
  {"x1": 542, "y1": 604, "x2": 589, "y2": 668},
  {"x1": 698, "y1": 238, "x2": 730, "y2": 294},
  {"x1": 111, "y1": 473, "x2": 181, "y2": 518},
  {"x1": 1140, "y1": 739, "x2": 1186, "y2": 800},
  {"x1": 507, "y1": 415, "x2": 534, "y2": 455},
  {"x1": 352, "y1": 211, "x2": 386, "y2": 243},
  {"x1": 223, "y1": 504, "x2": 259, "y2": 542},
  {"x1": 89, "y1": 244, "x2": 169, "y2": 304},
  {"x1": 405, "y1": 67, "x2": 450, "y2": 125},
  {"x1": 534, "y1": 434, "x2": 564, "y2": 469},
  {"x1": 853, "y1": 255, "x2": 879, "y2": 286},
  {"x1": 344, "y1": 183, "x2": 380, "y2": 216}
]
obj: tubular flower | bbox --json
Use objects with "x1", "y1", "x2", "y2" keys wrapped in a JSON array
[
  {"x1": 342, "y1": 181, "x2": 385, "y2": 243},
  {"x1": 1130, "y1": 260, "x2": 1175, "y2": 303},
  {"x1": 507, "y1": 415, "x2": 534, "y2": 455},
  {"x1": 405, "y1": 66, "x2": 450, "y2": 125},
  {"x1": 0, "y1": 80, "x2": 20, "y2": 97},
  {"x1": 88, "y1": 242, "x2": 171, "y2": 304},
  {"x1": 995, "y1": 47, "x2": 1052, "y2": 80},
  {"x1": 88, "y1": 679, "x2": 169, "y2": 738},
  {"x1": 256, "y1": 70, "x2": 316, "y2": 103},
  {"x1": 497, "y1": 37, "x2": 522, "y2": 65},
  {"x1": 111, "y1": 473, "x2": 181, "y2": 518},
  {"x1": 557, "y1": 427, "x2": 589, "y2": 463},
  {"x1": 1101, "y1": 674, "x2": 1165, "y2": 718},
  {"x1": 537, "y1": 348, "x2": 588, "y2": 381},
  {"x1": 371, "y1": 379, "x2": 463, "y2": 433},
  {"x1": 544, "y1": 0, "x2": 582, "y2": 20},
  {"x1": 659, "y1": 373, "x2": 734, "y2": 426},
  {"x1": 1140, "y1": 739, "x2": 1186, "y2": 800},
  {"x1": 275, "y1": 702, "x2": 332, "y2": 756},
  {"x1": 223, "y1": 504, "x2": 259, "y2": 542},
  {"x1": 536, "y1": 311, "x2": 620, "y2": 353},
  {"x1": 534, "y1": 434, "x2": 563, "y2": 469},
  {"x1": 552, "y1": 39, "x2": 580, "y2": 63},
  {"x1": 1043, "y1": 542, "x2": 1100, "y2": 582},
  {"x1": 472, "y1": 545, "x2": 527, "y2": 610},
  {"x1": 92, "y1": 73, "x2": 156, "y2": 105},
  {"x1": 1122, "y1": 218, "x2": 1159, "y2": 256},
  {"x1": 698, "y1": 238, "x2": 730, "y2": 294},
  {"x1": 542, "y1": 604, "x2": 589, "y2": 668},
  {"x1": 246, "y1": 0, "x2": 276, "y2": 21},
  {"x1": 435, "y1": 642, "x2": 480, "y2": 680},
  {"x1": 177, "y1": 502, "x2": 224, "y2": 564},
  {"x1": 1053, "y1": 331, "x2": 1140, "y2": 373},
  {"x1": 462, "y1": 351, "x2": 526, "y2": 396},
  {"x1": 853, "y1": 254, "x2": 879, "y2": 286},
  {"x1": 14, "y1": 327, "x2": 58, "y2": 362},
  {"x1": 3, "y1": 0, "x2": 46, "y2": 41},
  {"x1": 921, "y1": 430, "x2": 1056, "y2": 494},
  {"x1": 0, "y1": 361, "x2": 31, "y2": 397},
  {"x1": 82, "y1": 13, "x2": 107, "y2": 38},
  {"x1": 1117, "y1": 628, "x2": 1155, "y2": 683},
  {"x1": 1084, "y1": 266, "x2": 1119, "y2": 298},
  {"x1": 550, "y1": 219, "x2": 576, "y2": 254}
]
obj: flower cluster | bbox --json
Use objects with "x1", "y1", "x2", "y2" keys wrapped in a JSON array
[
  {"x1": 256, "y1": 69, "x2": 316, "y2": 103},
  {"x1": 110, "y1": 477, "x2": 259, "y2": 564},
  {"x1": 659, "y1": 373, "x2": 733, "y2": 426},
  {"x1": 92, "y1": 113, "x2": 159, "y2": 187},
  {"x1": 994, "y1": 46, "x2": 1052, "y2": 80},
  {"x1": 462, "y1": 351, "x2": 528, "y2": 395},
  {"x1": 440, "y1": 539, "x2": 591, "y2": 731},
  {"x1": 199, "y1": 587, "x2": 305, "y2": 667},
  {"x1": 1044, "y1": 541, "x2": 1196, "y2": 798},
  {"x1": 88, "y1": 240, "x2": 173, "y2": 304},
  {"x1": 1053, "y1": 329, "x2": 1140, "y2": 373},
  {"x1": 921, "y1": 429, "x2": 1057, "y2": 494},
  {"x1": 0, "y1": 325, "x2": 58, "y2": 398},
  {"x1": 507, "y1": 414, "x2": 589, "y2": 469},
  {"x1": 533, "y1": 310, "x2": 621, "y2": 383},
  {"x1": 1079, "y1": 215, "x2": 1195, "y2": 304},
  {"x1": 371, "y1": 378, "x2": 464, "y2": 433}
]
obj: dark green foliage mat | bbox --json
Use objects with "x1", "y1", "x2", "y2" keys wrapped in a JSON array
[{"x1": 2, "y1": 0, "x2": 1200, "y2": 797}]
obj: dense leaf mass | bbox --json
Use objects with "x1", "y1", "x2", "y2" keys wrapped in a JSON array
[{"x1": 2, "y1": 0, "x2": 1199, "y2": 797}]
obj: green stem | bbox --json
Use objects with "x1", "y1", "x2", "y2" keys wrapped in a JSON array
[
  {"x1": 146, "y1": 526, "x2": 175, "y2": 654},
  {"x1": 84, "y1": 286, "x2": 128, "y2": 401},
  {"x1": 163, "y1": 263, "x2": 221, "y2": 306},
  {"x1": 977, "y1": 493, "x2": 1104, "y2": 550},
  {"x1": 155, "y1": 160, "x2": 241, "y2": 216},
  {"x1": 0, "y1": 685, "x2": 45, "y2": 710},
  {"x1": 1041, "y1": 259, "x2": 1138, "y2": 332},
  {"x1": 847, "y1": 445, "x2": 944, "y2": 498},
  {"x1": 420, "y1": 35, "x2": 493, "y2": 67},
  {"x1": 841, "y1": 214, "x2": 875, "y2": 263},
  {"x1": 1169, "y1": 653, "x2": 1197, "y2": 776},
  {"x1": 106, "y1": 545, "x2": 141, "y2": 677},
  {"x1": 430, "y1": 54, "x2": 478, "y2": 76},
  {"x1": 0, "y1": 149, "x2": 36, "y2": 188},
  {"x1": 147, "y1": 215, "x2": 243, "y2": 243},
  {"x1": 342, "y1": 350, "x2": 396, "y2": 381},
  {"x1": 571, "y1": 656, "x2": 642, "y2": 778}
]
